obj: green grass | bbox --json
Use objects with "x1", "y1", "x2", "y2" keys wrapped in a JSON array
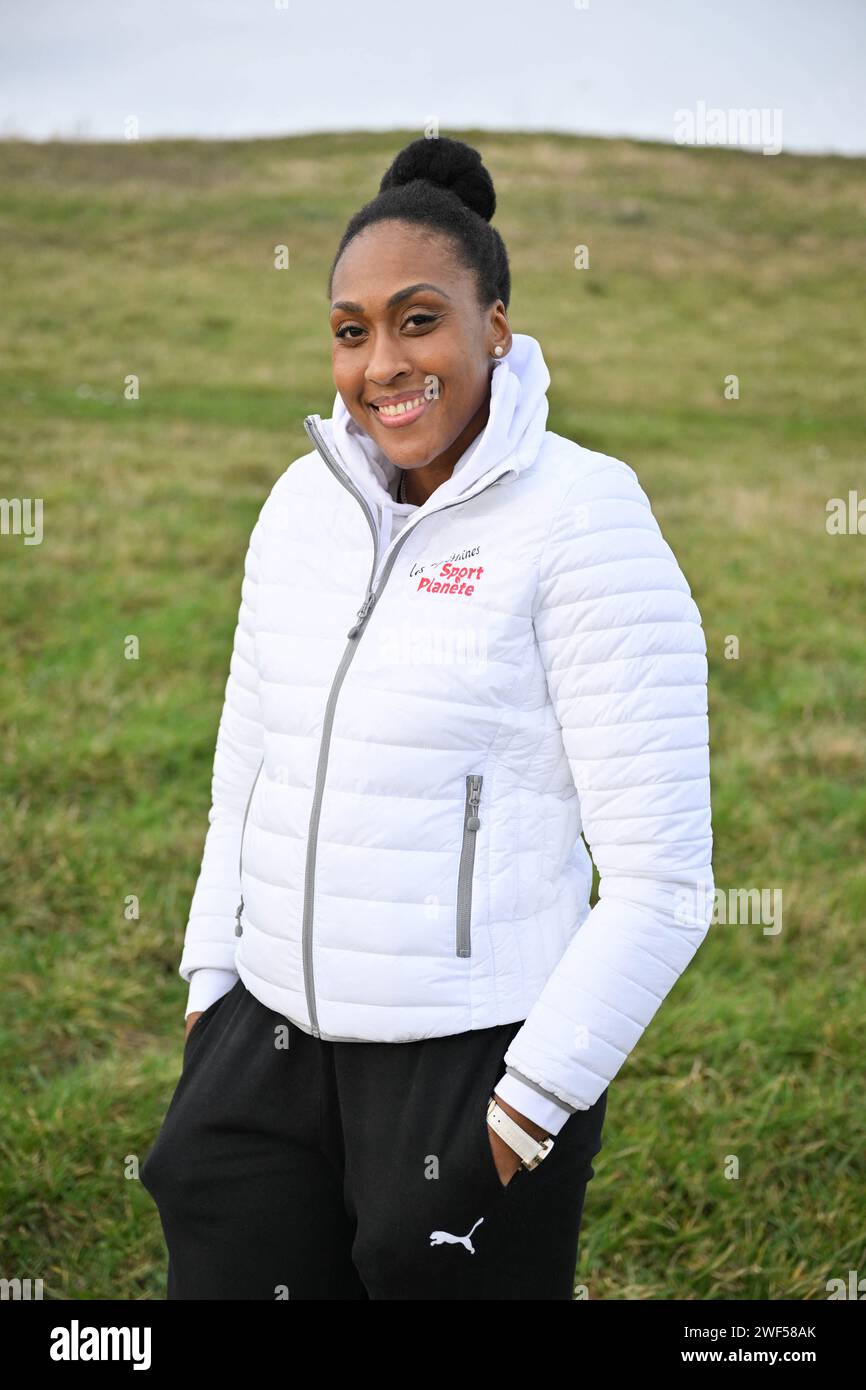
[{"x1": 1, "y1": 129, "x2": 864, "y2": 1302}]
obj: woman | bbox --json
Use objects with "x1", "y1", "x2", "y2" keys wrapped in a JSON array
[{"x1": 140, "y1": 136, "x2": 714, "y2": 1301}]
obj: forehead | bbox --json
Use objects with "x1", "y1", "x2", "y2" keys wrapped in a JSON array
[{"x1": 331, "y1": 220, "x2": 470, "y2": 305}]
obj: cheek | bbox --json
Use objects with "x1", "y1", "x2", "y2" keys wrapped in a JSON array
[
  {"x1": 436, "y1": 359, "x2": 472, "y2": 406},
  {"x1": 332, "y1": 361, "x2": 364, "y2": 411},
  {"x1": 440, "y1": 366, "x2": 485, "y2": 420}
]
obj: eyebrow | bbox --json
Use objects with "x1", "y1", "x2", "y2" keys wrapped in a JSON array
[{"x1": 330, "y1": 283, "x2": 451, "y2": 315}]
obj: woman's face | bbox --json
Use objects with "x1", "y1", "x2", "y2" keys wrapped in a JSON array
[{"x1": 329, "y1": 219, "x2": 510, "y2": 474}]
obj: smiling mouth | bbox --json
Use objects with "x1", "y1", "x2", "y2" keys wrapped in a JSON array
[{"x1": 368, "y1": 394, "x2": 432, "y2": 428}]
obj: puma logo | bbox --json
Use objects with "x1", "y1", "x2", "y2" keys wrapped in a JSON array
[{"x1": 429, "y1": 1216, "x2": 485, "y2": 1254}]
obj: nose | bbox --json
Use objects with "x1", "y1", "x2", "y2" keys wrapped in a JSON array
[{"x1": 364, "y1": 336, "x2": 412, "y2": 389}]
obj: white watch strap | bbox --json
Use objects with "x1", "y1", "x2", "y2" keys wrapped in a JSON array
[{"x1": 487, "y1": 1097, "x2": 554, "y2": 1170}]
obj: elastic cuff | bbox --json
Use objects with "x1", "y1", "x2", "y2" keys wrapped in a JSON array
[
  {"x1": 492, "y1": 1071, "x2": 575, "y2": 1136},
  {"x1": 185, "y1": 967, "x2": 239, "y2": 1018}
]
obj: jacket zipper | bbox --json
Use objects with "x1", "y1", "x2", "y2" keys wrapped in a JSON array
[
  {"x1": 456, "y1": 773, "x2": 483, "y2": 957},
  {"x1": 299, "y1": 415, "x2": 512, "y2": 1036},
  {"x1": 234, "y1": 756, "x2": 264, "y2": 937}
]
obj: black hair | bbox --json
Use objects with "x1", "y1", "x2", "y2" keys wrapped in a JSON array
[{"x1": 327, "y1": 136, "x2": 511, "y2": 310}]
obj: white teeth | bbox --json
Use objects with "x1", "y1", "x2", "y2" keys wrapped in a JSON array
[{"x1": 377, "y1": 394, "x2": 425, "y2": 417}]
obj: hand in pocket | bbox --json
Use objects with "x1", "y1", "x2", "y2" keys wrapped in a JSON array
[
  {"x1": 184, "y1": 1011, "x2": 205, "y2": 1045},
  {"x1": 488, "y1": 1092, "x2": 553, "y2": 1186}
]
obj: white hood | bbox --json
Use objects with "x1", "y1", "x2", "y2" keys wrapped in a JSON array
[{"x1": 310, "y1": 332, "x2": 551, "y2": 556}]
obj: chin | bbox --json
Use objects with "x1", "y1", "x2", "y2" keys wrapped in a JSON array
[
  {"x1": 376, "y1": 434, "x2": 442, "y2": 468},
  {"x1": 390, "y1": 449, "x2": 440, "y2": 471}
]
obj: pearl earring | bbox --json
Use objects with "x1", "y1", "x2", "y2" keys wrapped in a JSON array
[{"x1": 493, "y1": 345, "x2": 503, "y2": 357}]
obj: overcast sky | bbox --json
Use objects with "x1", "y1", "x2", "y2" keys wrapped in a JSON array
[{"x1": 2, "y1": 0, "x2": 864, "y2": 155}]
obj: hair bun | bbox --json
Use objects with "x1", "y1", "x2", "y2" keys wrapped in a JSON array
[{"x1": 379, "y1": 137, "x2": 496, "y2": 222}]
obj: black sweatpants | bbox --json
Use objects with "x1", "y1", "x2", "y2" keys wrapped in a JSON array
[{"x1": 140, "y1": 978, "x2": 607, "y2": 1300}]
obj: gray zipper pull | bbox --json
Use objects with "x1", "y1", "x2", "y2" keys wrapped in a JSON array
[
  {"x1": 347, "y1": 590, "x2": 376, "y2": 638},
  {"x1": 466, "y1": 777, "x2": 481, "y2": 831},
  {"x1": 456, "y1": 774, "x2": 483, "y2": 958},
  {"x1": 235, "y1": 896, "x2": 244, "y2": 937}
]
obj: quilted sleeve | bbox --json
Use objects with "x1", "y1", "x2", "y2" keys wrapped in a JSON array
[
  {"x1": 495, "y1": 460, "x2": 714, "y2": 1117},
  {"x1": 178, "y1": 513, "x2": 265, "y2": 983}
]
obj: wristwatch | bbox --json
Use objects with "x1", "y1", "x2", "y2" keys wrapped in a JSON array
[{"x1": 487, "y1": 1096, "x2": 555, "y2": 1171}]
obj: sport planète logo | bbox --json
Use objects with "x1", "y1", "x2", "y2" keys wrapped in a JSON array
[{"x1": 415, "y1": 560, "x2": 485, "y2": 597}]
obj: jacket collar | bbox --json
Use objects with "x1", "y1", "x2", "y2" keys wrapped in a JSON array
[{"x1": 308, "y1": 332, "x2": 551, "y2": 522}]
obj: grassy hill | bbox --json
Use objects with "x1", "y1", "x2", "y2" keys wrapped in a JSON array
[{"x1": 1, "y1": 129, "x2": 864, "y2": 1300}]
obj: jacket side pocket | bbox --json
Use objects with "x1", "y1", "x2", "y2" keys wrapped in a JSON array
[
  {"x1": 456, "y1": 773, "x2": 483, "y2": 957},
  {"x1": 235, "y1": 757, "x2": 265, "y2": 939}
]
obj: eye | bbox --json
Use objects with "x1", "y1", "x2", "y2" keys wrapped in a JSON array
[{"x1": 334, "y1": 312, "x2": 439, "y2": 341}]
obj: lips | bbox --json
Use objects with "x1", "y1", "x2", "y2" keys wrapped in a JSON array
[
  {"x1": 371, "y1": 393, "x2": 426, "y2": 417},
  {"x1": 367, "y1": 392, "x2": 433, "y2": 429}
]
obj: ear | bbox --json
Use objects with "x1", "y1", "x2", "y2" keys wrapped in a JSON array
[{"x1": 488, "y1": 303, "x2": 512, "y2": 358}]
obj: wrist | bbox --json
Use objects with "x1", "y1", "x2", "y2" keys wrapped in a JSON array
[{"x1": 491, "y1": 1091, "x2": 550, "y2": 1144}]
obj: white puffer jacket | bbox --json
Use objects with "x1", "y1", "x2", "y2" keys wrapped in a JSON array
[{"x1": 179, "y1": 333, "x2": 714, "y2": 1134}]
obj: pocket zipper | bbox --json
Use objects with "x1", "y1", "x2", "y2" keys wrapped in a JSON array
[
  {"x1": 456, "y1": 774, "x2": 483, "y2": 957},
  {"x1": 235, "y1": 757, "x2": 264, "y2": 938}
]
